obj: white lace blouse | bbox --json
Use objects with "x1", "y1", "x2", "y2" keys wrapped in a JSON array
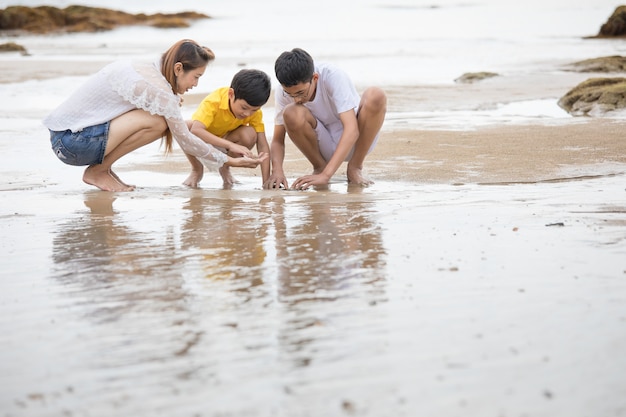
[{"x1": 43, "y1": 59, "x2": 227, "y2": 170}]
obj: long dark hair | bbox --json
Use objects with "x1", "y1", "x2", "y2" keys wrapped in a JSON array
[{"x1": 160, "y1": 39, "x2": 215, "y2": 152}]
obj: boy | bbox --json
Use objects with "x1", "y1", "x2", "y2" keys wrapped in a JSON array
[
  {"x1": 184, "y1": 68, "x2": 271, "y2": 188},
  {"x1": 264, "y1": 48, "x2": 386, "y2": 190}
]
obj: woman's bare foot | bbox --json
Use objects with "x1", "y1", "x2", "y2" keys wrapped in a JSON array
[
  {"x1": 347, "y1": 166, "x2": 374, "y2": 186},
  {"x1": 83, "y1": 165, "x2": 135, "y2": 192},
  {"x1": 110, "y1": 170, "x2": 135, "y2": 188},
  {"x1": 219, "y1": 165, "x2": 239, "y2": 187}
]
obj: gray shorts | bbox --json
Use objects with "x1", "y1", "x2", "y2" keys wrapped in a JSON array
[
  {"x1": 49, "y1": 122, "x2": 110, "y2": 166},
  {"x1": 315, "y1": 120, "x2": 379, "y2": 162}
]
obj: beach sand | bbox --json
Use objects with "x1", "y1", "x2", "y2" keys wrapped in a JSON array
[{"x1": 1, "y1": 56, "x2": 625, "y2": 417}]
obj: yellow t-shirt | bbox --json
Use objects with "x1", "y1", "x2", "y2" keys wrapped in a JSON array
[{"x1": 191, "y1": 87, "x2": 265, "y2": 137}]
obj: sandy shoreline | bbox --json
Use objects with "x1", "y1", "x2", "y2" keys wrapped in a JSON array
[
  {"x1": 133, "y1": 120, "x2": 625, "y2": 188},
  {"x1": 3, "y1": 55, "x2": 624, "y2": 189},
  {"x1": 367, "y1": 120, "x2": 626, "y2": 185},
  {"x1": 3, "y1": 58, "x2": 625, "y2": 194},
  {"x1": 2, "y1": 48, "x2": 626, "y2": 417}
]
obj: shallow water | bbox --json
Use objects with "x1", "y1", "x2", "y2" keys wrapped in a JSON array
[{"x1": 2, "y1": 173, "x2": 625, "y2": 416}]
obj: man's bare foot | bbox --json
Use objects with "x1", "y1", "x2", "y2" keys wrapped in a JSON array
[
  {"x1": 219, "y1": 165, "x2": 239, "y2": 187},
  {"x1": 83, "y1": 166, "x2": 135, "y2": 192},
  {"x1": 347, "y1": 166, "x2": 374, "y2": 186}
]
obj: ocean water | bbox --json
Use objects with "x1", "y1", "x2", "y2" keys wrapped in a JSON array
[{"x1": 1, "y1": 1, "x2": 624, "y2": 87}]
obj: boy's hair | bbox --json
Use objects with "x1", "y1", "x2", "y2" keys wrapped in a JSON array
[
  {"x1": 230, "y1": 69, "x2": 271, "y2": 107},
  {"x1": 274, "y1": 48, "x2": 314, "y2": 87}
]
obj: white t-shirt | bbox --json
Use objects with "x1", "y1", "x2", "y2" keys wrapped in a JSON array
[{"x1": 274, "y1": 62, "x2": 360, "y2": 136}]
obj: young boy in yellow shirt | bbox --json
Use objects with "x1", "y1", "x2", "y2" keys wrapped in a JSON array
[{"x1": 183, "y1": 69, "x2": 272, "y2": 188}]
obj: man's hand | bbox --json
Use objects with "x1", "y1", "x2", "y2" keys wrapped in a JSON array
[
  {"x1": 263, "y1": 172, "x2": 289, "y2": 190},
  {"x1": 291, "y1": 173, "x2": 331, "y2": 190}
]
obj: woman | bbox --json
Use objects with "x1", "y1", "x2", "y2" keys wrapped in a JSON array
[{"x1": 43, "y1": 39, "x2": 266, "y2": 192}]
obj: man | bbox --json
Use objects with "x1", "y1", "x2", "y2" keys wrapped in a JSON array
[{"x1": 265, "y1": 48, "x2": 386, "y2": 190}]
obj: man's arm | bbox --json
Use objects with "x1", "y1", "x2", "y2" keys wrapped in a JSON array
[
  {"x1": 263, "y1": 124, "x2": 289, "y2": 189},
  {"x1": 320, "y1": 110, "x2": 359, "y2": 179}
]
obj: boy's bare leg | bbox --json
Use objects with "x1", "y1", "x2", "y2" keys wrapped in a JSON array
[
  {"x1": 347, "y1": 87, "x2": 387, "y2": 186},
  {"x1": 219, "y1": 165, "x2": 239, "y2": 187},
  {"x1": 219, "y1": 126, "x2": 256, "y2": 187}
]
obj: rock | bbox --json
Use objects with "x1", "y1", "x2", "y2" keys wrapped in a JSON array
[
  {"x1": 596, "y1": 5, "x2": 626, "y2": 37},
  {"x1": 0, "y1": 5, "x2": 209, "y2": 34},
  {"x1": 0, "y1": 42, "x2": 27, "y2": 54},
  {"x1": 454, "y1": 72, "x2": 499, "y2": 84},
  {"x1": 558, "y1": 77, "x2": 626, "y2": 116},
  {"x1": 564, "y1": 56, "x2": 626, "y2": 73}
]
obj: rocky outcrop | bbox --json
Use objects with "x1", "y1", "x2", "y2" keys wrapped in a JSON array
[
  {"x1": 0, "y1": 5, "x2": 209, "y2": 34},
  {"x1": 564, "y1": 56, "x2": 626, "y2": 73},
  {"x1": 0, "y1": 42, "x2": 27, "y2": 54},
  {"x1": 454, "y1": 72, "x2": 499, "y2": 84},
  {"x1": 595, "y1": 5, "x2": 626, "y2": 37},
  {"x1": 558, "y1": 77, "x2": 626, "y2": 116}
]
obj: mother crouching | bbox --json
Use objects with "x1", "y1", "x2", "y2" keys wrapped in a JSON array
[{"x1": 43, "y1": 39, "x2": 267, "y2": 191}]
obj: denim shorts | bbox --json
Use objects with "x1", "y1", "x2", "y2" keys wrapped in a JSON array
[{"x1": 49, "y1": 121, "x2": 110, "y2": 166}]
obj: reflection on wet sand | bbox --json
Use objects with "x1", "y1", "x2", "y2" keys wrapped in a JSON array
[
  {"x1": 180, "y1": 193, "x2": 271, "y2": 284},
  {"x1": 51, "y1": 188, "x2": 388, "y2": 315},
  {"x1": 267, "y1": 191, "x2": 389, "y2": 376},
  {"x1": 42, "y1": 188, "x2": 390, "y2": 415},
  {"x1": 269, "y1": 192, "x2": 387, "y2": 303},
  {"x1": 51, "y1": 191, "x2": 190, "y2": 312},
  {"x1": 179, "y1": 189, "x2": 388, "y2": 299},
  {"x1": 49, "y1": 192, "x2": 198, "y2": 372}
]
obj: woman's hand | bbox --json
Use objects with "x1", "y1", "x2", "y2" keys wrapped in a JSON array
[{"x1": 226, "y1": 152, "x2": 269, "y2": 168}]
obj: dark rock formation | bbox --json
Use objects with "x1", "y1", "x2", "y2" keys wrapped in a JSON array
[
  {"x1": 454, "y1": 72, "x2": 499, "y2": 84},
  {"x1": 558, "y1": 77, "x2": 626, "y2": 116},
  {"x1": 0, "y1": 42, "x2": 27, "y2": 53},
  {"x1": 564, "y1": 56, "x2": 626, "y2": 73},
  {"x1": 596, "y1": 5, "x2": 626, "y2": 37},
  {"x1": 0, "y1": 5, "x2": 209, "y2": 34}
]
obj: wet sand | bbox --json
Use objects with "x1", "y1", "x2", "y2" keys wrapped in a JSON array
[{"x1": 1, "y1": 57, "x2": 626, "y2": 417}]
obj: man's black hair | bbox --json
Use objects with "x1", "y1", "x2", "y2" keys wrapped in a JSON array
[{"x1": 274, "y1": 48, "x2": 314, "y2": 87}]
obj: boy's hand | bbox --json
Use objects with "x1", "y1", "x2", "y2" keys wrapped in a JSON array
[
  {"x1": 228, "y1": 143, "x2": 254, "y2": 158},
  {"x1": 183, "y1": 169, "x2": 204, "y2": 188}
]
